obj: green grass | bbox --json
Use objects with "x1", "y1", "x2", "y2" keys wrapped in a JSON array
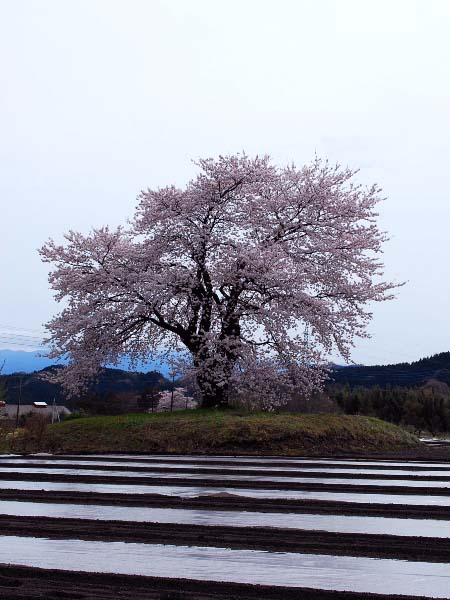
[
  {"x1": 0, "y1": 435, "x2": 8, "y2": 453},
  {"x1": 2, "y1": 410, "x2": 421, "y2": 455}
]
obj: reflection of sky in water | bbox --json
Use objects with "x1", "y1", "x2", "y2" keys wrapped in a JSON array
[
  {"x1": 55, "y1": 454, "x2": 450, "y2": 468},
  {"x1": 1, "y1": 459, "x2": 449, "y2": 477},
  {"x1": 2, "y1": 467, "x2": 450, "y2": 488},
  {"x1": 1, "y1": 499, "x2": 450, "y2": 538},
  {"x1": 1, "y1": 535, "x2": 450, "y2": 597},
  {"x1": 1, "y1": 479, "x2": 450, "y2": 505}
]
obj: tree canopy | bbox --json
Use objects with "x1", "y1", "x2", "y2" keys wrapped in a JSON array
[{"x1": 40, "y1": 154, "x2": 396, "y2": 407}]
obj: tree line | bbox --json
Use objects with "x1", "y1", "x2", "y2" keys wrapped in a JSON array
[{"x1": 329, "y1": 384, "x2": 450, "y2": 434}]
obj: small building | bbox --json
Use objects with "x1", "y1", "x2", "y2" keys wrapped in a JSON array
[{"x1": 1, "y1": 404, "x2": 71, "y2": 420}]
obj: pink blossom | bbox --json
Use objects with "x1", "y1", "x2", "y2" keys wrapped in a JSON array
[{"x1": 40, "y1": 154, "x2": 398, "y2": 408}]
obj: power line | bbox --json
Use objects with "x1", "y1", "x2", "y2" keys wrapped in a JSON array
[
  {"x1": 0, "y1": 339, "x2": 45, "y2": 344},
  {"x1": 0, "y1": 336, "x2": 47, "y2": 350},
  {"x1": 0, "y1": 324, "x2": 48, "y2": 351},
  {"x1": 0, "y1": 344, "x2": 46, "y2": 350},
  {"x1": 0, "y1": 333, "x2": 45, "y2": 342},
  {"x1": 0, "y1": 324, "x2": 46, "y2": 334}
]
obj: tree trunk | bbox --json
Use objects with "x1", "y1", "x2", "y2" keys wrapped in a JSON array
[
  {"x1": 196, "y1": 372, "x2": 230, "y2": 409},
  {"x1": 192, "y1": 340, "x2": 238, "y2": 409}
]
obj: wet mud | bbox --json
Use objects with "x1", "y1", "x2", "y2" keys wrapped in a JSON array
[
  {"x1": 0, "y1": 565, "x2": 435, "y2": 600},
  {"x1": 1, "y1": 514, "x2": 450, "y2": 562},
  {"x1": 1, "y1": 450, "x2": 450, "y2": 599},
  {"x1": 3, "y1": 487, "x2": 450, "y2": 519},
  {"x1": 2, "y1": 461, "x2": 450, "y2": 479},
  {"x1": 2, "y1": 470, "x2": 450, "y2": 495}
]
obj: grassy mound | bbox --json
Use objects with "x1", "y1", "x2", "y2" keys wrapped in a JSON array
[{"x1": 4, "y1": 410, "x2": 420, "y2": 455}]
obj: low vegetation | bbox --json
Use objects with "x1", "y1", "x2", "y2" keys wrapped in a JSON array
[
  {"x1": 329, "y1": 384, "x2": 450, "y2": 434},
  {"x1": 1, "y1": 410, "x2": 420, "y2": 455}
]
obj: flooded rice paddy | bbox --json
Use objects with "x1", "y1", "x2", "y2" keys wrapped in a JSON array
[
  {"x1": 4, "y1": 457, "x2": 450, "y2": 474},
  {"x1": 4, "y1": 465, "x2": 450, "y2": 488},
  {"x1": 2, "y1": 452, "x2": 450, "y2": 599},
  {"x1": 6, "y1": 478, "x2": 450, "y2": 504},
  {"x1": 58, "y1": 453, "x2": 450, "y2": 468},
  {"x1": 2, "y1": 534, "x2": 450, "y2": 597},
  {"x1": 1, "y1": 499, "x2": 450, "y2": 537}
]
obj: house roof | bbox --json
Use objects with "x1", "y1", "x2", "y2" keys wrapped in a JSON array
[{"x1": 0, "y1": 405, "x2": 71, "y2": 418}]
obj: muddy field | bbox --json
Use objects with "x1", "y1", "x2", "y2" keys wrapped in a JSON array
[
  {"x1": 1, "y1": 448, "x2": 450, "y2": 599},
  {"x1": 3, "y1": 514, "x2": 450, "y2": 562},
  {"x1": 0, "y1": 565, "x2": 433, "y2": 600}
]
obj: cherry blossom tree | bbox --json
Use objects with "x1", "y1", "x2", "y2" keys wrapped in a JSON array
[
  {"x1": 40, "y1": 154, "x2": 397, "y2": 408},
  {"x1": 158, "y1": 388, "x2": 197, "y2": 412}
]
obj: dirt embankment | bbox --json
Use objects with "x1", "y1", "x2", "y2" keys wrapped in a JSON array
[{"x1": 3, "y1": 411, "x2": 421, "y2": 455}]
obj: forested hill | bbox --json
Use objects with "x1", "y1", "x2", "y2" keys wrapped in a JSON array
[
  {"x1": 2, "y1": 352, "x2": 450, "y2": 408},
  {"x1": 1, "y1": 366, "x2": 172, "y2": 407},
  {"x1": 330, "y1": 352, "x2": 450, "y2": 388}
]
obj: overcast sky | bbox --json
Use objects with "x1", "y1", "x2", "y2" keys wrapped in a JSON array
[{"x1": 1, "y1": 0, "x2": 449, "y2": 365}]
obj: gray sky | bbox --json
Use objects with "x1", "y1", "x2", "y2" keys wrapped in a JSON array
[{"x1": 1, "y1": 0, "x2": 449, "y2": 365}]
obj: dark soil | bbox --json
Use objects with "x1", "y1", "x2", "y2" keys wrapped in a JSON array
[
  {"x1": 1, "y1": 469, "x2": 450, "y2": 495},
  {"x1": 1, "y1": 448, "x2": 450, "y2": 599},
  {"x1": 0, "y1": 565, "x2": 436, "y2": 600},
  {"x1": 1, "y1": 515, "x2": 449, "y2": 563},
  {"x1": 56, "y1": 445, "x2": 450, "y2": 460},
  {"x1": 2, "y1": 461, "x2": 450, "y2": 479},
  {"x1": 2, "y1": 488, "x2": 450, "y2": 520},
  {"x1": 4, "y1": 441, "x2": 450, "y2": 462}
]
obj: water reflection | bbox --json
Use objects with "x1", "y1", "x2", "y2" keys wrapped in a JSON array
[
  {"x1": 1, "y1": 500, "x2": 450, "y2": 538},
  {"x1": 0, "y1": 535, "x2": 449, "y2": 597},
  {"x1": 1, "y1": 479, "x2": 450, "y2": 505},
  {"x1": 59, "y1": 454, "x2": 450, "y2": 468},
  {"x1": 1, "y1": 467, "x2": 450, "y2": 488},
  {"x1": 0, "y1": 459, "x2": 448, "y2": 477}
]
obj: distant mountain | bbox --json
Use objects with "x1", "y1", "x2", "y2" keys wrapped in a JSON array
[
  {"x1": 0, "y1": 349, "x2": 171, "y2": 377},
  {"x1": 0, "y1": 349, "x2": 61, "y2": 374},
  {"x1": 330, "y1": 352, "x2": 450, "y2": 388},
  {"x1": 4, "y1": 350, "x2": 449, "y2": 408}
]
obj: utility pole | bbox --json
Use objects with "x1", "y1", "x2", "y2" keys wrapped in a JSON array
[
  {"x1": 303, "y1": 325, "x2": 310, "y2": 413},
  {"x1": 15, "y1": 376, "x2": 22, "y2": 429},
  {"x1": 51, "y1": 396, "x2": 59, "y2": 424},
  {"x1": 170, "y1": 372, "x2": 175, "y2": 412}
]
